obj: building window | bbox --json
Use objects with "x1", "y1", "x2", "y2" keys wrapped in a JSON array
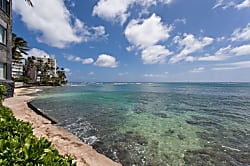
[
  {"x1": 0, "y1": 63, "x2": 6, "y2": 80},
  {"x1": 0, "y1": 0, "x2": 10, "y2": 15},
  {"x1": 0, "y1": 25, "x2": 6, "y2": 45}
]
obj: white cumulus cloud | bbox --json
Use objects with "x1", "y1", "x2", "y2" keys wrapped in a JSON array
[
  {"x1": 94, "y1": 54, "x2": 119, "y2": 68},
  {"x1": 198, "y1": 45, "x2": 232, "y2": 61},
  {"x1": 231, "y1": 44, "x2": 250, "y2": 56},
  {"x1": 82, "y1": 58, "x2": 94, "y2": 64},
  {"x1": 64, "y1": 68, "x2": 71, "y2": 72},
  {"x1": 64, "y1": 55, "x2": 94, "y2": 64},
  {"x1": 125, "y1": 13, "x2": 172, "y2": 48},
  {"x1": 212, "y1": 61, "x2": 250, "y2": 70},
  {"x1": 93, "y1": 0, "x2": 133, "y2": 24},
  {"x1": 213, "y1": 0, "x2": 250, "y2": 10},
  {"x1": 169, "y1": 33, "x2": 213, "y2": 64},
  {"x1": 138, "y1": 0, "x2": 172, "y2": 6},
  {"x1": 198, "y1": 44, "x2": 250, "y2": 61},
  {"x1": 141, "y1": 45, "x2": 172, "y2": 64},
  {"x1": 231, "y1": 23, "x2": 250, "y2": 42},
  {"x1": 174, "y1": 18, "x2": 187, "y2": 24},
  {"x1": 92, "y1": 0, "x2": 173, "y2": 24},
  {"x1": 13, "y1": 0, "x2": 107, "y2": 48},
  {"x1": 213, "y1": 0, "x2": 224, "y2": 9},
  {"x1": 143, "y1": 72, "x2": 168, "y2": 78},
  {"x1": 27, "y1": 48, "x2": 51, "y2": 58},
  {"x1": 235, "y1": 0, "x2": 250, "y2": 10},
  {"x1": 190, "y1": 67, "x2": 205, "y2": 73},
  {"x1": 124, "y1": 13, "x2": 172, "y2": 65}
]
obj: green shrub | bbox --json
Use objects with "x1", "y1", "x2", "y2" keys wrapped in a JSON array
[
  {"x1": 14, "y1": 77, "x2": 31, "y2": 84},
  {"x1": 0, "y1": 106, "x2": 76, "y2": 165},
  {"x1": 0, "y1": 83, "x2": 6, "y2": 104}
]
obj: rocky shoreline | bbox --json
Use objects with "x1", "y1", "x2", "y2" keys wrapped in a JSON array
[{"x1": 3, "y1": 87, "x2": 121, "y2": 166}]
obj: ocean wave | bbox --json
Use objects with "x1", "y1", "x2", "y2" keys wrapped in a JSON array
[
  {"x1": 67, "y1": 84, "x2": 86, "y2": 87},
  {"x1": 83, "y1": 136, "x2": 100, "y2": 145},
  {"x1": 67, "y1": 83, "x2": 87, "y2": 87},
  {"x1": 112, "y1": 82, "x2": 143, "y2": 86},
  {"x1": 113, "y1": 83, "x2": 129, "y2": 85},
  {"x1": 35, "y1": 89, "x2": 43, "y2": 92}
]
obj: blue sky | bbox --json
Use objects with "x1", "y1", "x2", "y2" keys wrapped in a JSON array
[{"x1": 13, "y1": 0, "x2": 250, "y2": 82}]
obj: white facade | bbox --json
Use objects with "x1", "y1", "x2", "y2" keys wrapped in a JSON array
[
  {"x1": 12, "y1": 61, "x2": 23, "y2": 78},
  {"x1": 37, "y1": 55, "x2": 57, "y2": 77},
  {"x1": 25, "y1": 55, "x2": 57, "y2": 82}
]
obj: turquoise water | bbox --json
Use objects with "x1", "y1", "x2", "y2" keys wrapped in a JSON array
[{"x1": 31, "y1": 83, "x2": 250, "y2": 165}]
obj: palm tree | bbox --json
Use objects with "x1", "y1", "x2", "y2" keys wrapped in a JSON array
[
  {"x1": 27, "y1": 56, "x2": 36, "y2": 68},
  {"x1": 12, "y1": 33, "x2": 30, "y2": 62},
  {"x1": 56, "y1": 67, "x2": 67, "y2": 85},
  {"x1": 24, "y1": 56, "x2": 36, "y2": 83},
  {"x1": 25, "y1": 0, "x2": 33, "y2": 7}
]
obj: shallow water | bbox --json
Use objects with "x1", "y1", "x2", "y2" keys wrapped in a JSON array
[{"x1": 31, "y1": 82, "x2": 250, "y2": 165}]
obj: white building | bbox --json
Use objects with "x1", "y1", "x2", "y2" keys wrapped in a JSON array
[
  {"x1": 12, "y1": 60, "x2": 23, "y2": 79},
  {"x1": 39, "y1": 55, "x2": 57, "y2": 77},
  {"x1": 25, "y1": 55, "x2": 57, "y2": 83}
]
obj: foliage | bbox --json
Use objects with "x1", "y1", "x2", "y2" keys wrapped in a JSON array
[
  {"x1": 0, "y1": 84, "x2": 7, "y2": 104},
  {"x1": 24, "y1": 56, "x2": 67, "y2": 86},
  {"x1": 38, "y1": 67, "x2": 67, "y2": 86},
  {"x1": 14, "y1": 77, "x2": 31, "y2": 84},
  {"x1": 12, "y1": 33, "x2": 30, "y2": 62},
  {"x1": 25, "y1": 0, "x2": 33, "y2": 7},
  {"x1": 0, "y1": 106, "x2": 76, "y2": 165},
  {"x1": 56, "y1": 68, "x2": 67, "y2": 85}
]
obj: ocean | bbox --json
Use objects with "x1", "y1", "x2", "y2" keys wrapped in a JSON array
[{"x1": 31, "y1": 82, "x2": 250, "y2": 166}]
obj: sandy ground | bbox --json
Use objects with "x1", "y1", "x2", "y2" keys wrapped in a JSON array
[{"x1": 3, "y1": 87, "x2": 121, "y2": 166}]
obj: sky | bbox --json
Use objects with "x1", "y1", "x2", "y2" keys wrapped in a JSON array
[{"x1": 12, "y1": 0, "x2": 250, "y2": 82}]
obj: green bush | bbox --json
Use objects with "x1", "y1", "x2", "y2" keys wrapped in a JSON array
[
  {"x1": 0, "y1": 106, "x2": 76, "y2": 165},
  {"x1": 0, "y1": 83, "x2": 6, "y2": 104},
  {"x1": 14, "y1": 77, "x2": 31, "y2": 84}
]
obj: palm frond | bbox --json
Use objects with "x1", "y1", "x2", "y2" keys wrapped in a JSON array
[
  {"x1": 12, "y1": 33, "x2": 30, "y2": 61},
  {"x1": 25, "y1": 0, "x2": 33, "y2": 7}
]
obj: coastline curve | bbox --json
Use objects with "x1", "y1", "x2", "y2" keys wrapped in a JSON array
[{"x1": 3, "y1": 87, "x2": 121, "y2": 166}]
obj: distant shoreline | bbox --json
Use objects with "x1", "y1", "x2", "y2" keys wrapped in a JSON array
[{"x1": 3, "y1": 86, "x2": 121, "y2": 166}]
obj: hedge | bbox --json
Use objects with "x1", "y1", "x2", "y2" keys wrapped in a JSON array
[{"x1": 0, "y1": 106, "x2": 76, "y2": 165}]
